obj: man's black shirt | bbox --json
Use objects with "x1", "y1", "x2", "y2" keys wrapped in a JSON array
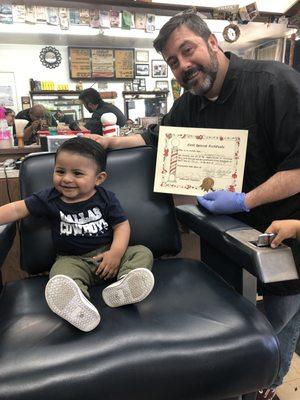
[{"x1": 142, "y1": 52, "x2": 300, "y2": 294}]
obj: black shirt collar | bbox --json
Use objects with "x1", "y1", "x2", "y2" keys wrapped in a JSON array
[
  {"x1": 201, "y1": 52, "x2": 242, "y2": 107},
  {"x1": 215, "y1": 52, "x2": 242, "y2": 104}
]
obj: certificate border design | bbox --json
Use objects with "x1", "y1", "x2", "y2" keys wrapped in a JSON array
[{"x1": 160, "y1": 132, "x2": 241, "y2": 192}]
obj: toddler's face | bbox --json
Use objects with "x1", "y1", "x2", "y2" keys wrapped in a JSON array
[{"x1": 53, "y1": 151, "x2": 106, "y2": 203}]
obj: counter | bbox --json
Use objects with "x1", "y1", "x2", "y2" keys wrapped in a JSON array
[
  {"x1": 0, "y1": 146, "x2": 42, "y2": 162},
  {"x1": 0, "y1": 169, "x2": 19, "y2": 179}
]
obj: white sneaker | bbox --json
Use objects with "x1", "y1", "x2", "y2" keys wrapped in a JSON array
[
  {"x1": 45, "y1": 275, "x2": 100, "y2": 332},
  {"x1": 102, "y1": 268, "x2": 155, "y2": 308}
]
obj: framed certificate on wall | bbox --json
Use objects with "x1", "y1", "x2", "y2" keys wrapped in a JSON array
[
  {"x1": 69, "y1": 48, "x2": 92, "y2": 79},
  {"x1": 115, "y1": 49, "x2": 134, "y2": 79},
  {"x1": 91, "y1": 49, "x2": 114, "y2": 78},
  {"x1": 69, "y1": 47, "x2": 134, "y2": 80}
]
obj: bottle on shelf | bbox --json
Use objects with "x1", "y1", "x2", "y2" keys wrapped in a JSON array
[
  {"x1": 29, "y1": 78, "x2": 35, "y2": 91},
  {"x1": 76, "y1": 81, "x2": 83, "y2": 91}
]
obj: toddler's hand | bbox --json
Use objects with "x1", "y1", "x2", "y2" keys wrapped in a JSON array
[
  {"x1": 266, "y1": 220, "x2": 300, "y2": 248},
  {"x1": 93, "y1": 250, "x2": 121, "y2": 280}
]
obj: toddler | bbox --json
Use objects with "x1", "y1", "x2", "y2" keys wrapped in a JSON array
[{"x1": 0, "y1": 137, "x2": 154, "y2": 331}]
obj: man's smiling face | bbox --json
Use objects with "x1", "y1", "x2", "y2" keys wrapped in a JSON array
[{"x1": 163, "y1": 25, "x2": 219, "y2": 96}]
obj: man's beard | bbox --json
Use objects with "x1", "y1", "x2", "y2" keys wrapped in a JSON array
[{"x1": 182, "y1": 49, "x2": 218, "y2": 96}]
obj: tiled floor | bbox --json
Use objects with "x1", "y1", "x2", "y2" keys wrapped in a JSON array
[{"x1": 277, "y1": 353, "x2": 300, "y2": 400}]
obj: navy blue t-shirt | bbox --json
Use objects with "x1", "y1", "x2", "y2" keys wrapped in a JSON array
[{"x1": 25, "y1": 186, "x2": 127, "y2": 255}]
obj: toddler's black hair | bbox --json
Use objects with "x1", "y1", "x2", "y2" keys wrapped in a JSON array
[{"x1": 55, "y1": 136, "x2": 107, "y2": 171}]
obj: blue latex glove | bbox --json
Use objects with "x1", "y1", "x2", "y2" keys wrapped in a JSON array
[{"x1": 197, "y1": 190, "x2": 250, "y2": 215}]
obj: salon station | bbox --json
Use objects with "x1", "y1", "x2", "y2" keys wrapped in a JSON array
[{"x1": 0, "y1": 1, "x2": 300, "y2": 400}]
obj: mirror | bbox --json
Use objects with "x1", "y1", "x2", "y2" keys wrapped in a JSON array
[{"x1": 39, "y1": 46, "x2": 62, "y2": 69}]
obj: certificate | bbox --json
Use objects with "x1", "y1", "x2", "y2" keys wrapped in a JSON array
[
  {"x1": 154, "y1": 126, "x2": 248, "y2": 196},
  {"x1": 69, "y1": 48, "x2": 92, "y2": 79},
  {"x1": 115, "y1": 49, "x2": 134, "y2": 79},
  {"x1": 91, "y1": 49, "x2": 114, "y2": 78}
]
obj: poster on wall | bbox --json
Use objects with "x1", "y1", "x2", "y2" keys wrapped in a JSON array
[
  {"x1": 0, "y1": 86, "x2": 14, "y2": 107},
  {"x1": 0, "y1": 72, "x2": 18, "y2": 111},
  {"x1": 115, "y1": 49, "x2": 134, "y2": 79},
  {"x1": 91, "y1": 49, "x2": 114, "y2": 78},
  {"x1": 69, "y1": 48, "x2": 92, "y2": 78},
  {"x1": 69, "y1": 47, "x2": 134, "y2": 80}
]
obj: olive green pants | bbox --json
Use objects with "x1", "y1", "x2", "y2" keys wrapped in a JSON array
[{"x1": 49, "y1": 244, "x2": 153, "y2": 299}]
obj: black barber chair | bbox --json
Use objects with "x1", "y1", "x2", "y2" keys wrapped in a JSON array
[
  {"x1": 0, "y1": 222, "x2": 16, "y2": 289},
  {"x1": 0, "y1": 146, "x2": 281, "y2": 400}
]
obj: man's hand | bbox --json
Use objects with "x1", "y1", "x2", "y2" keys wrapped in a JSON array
[
  {"x1": 30, "y1": 120, "x2": 41, "y2": 132},
  {"x1": 197, "y1": 190, "x2": 250, "y2": 214},
  {"x1": 40, "y1": 119, "x2": 49, "y2": 130},
  {"x1": 266, "y1": 220, "x2": 300, "y2": 248},
  {"x1": 85, "y1": 134, "x2": 110, "y2": 149},
  {"x1": 93, "y1": 249, "x2": 121, "y2": 280}
]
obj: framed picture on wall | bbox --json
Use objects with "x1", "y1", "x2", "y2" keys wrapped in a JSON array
[
  {"x1": 135, "y1": 50, "x2": 149, "y2": 63},
  {"x1": 68, "y1": 47, "x2": 134, "y2": 80},
  {"x1": 155, "y1": 80, "x2": 169, "y2": 91},
  {"x1": 135, "y1": 63, "x2": 149, "y2": 76},
  {"x1": 124, "y1": 82, "x2": 132, "y2": 91},
  {"x1": 151, "y1": 60, "x2": 168, "y2": 78},
  {"x1": 132, "y1": 83, "x2": 139, "y2": 91},
  {"x1": 138, "y1": 78, "x2": 146, "y2": 91}
]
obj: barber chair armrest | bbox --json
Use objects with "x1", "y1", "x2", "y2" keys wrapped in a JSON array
[
  {"x1": 0, "y1": 222, "x2": 16, "y2": 268},
  {"x1": 176, "y1": 204, "x2": 298, "y2": 284}
]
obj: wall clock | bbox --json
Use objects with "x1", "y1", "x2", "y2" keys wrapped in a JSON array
[
  {"x1": 222, "y1": 23, "x2": 241, "y2": 43},
  {"x1": 39, "y1": 46, "x2": 62, "y2": 69}
]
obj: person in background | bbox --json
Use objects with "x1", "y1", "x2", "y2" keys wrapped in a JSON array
[
  {"x1": 53, "y1": 109, "x2": 75, "y2": 125},
  {"x1": 4, "y1": 107, "x2": 15, "y2": 127},
  {"x1": 87, "y1": 10, "x2": 300, "y2": 400},
  {"x1": 0, "y1": 137, "x2": 154, "y2": 332},
  {"x1": 53, "y1": 109, "x2": 81, "y2": 131},
  {"x1": 15, "y1": 104, "x2": 57, "y2": 145},
  {"x1": 79, "y1": 88, "x2": 127, "y2": 135},
  {"x1": 4, "y1": 107, "x2": 16, "y2": 145}
]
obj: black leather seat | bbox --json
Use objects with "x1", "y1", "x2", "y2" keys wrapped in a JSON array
[
  {"x1": 0, "y1": 222, "x2": 15, "y2": 289},
  {"x1": 0, "y1": 146, "x2": 279, "y2": 400}
]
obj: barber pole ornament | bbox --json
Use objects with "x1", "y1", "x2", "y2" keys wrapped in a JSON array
[
  {"x1": 101, "y1": 113, "x2": 120, "y2": 137},
  {"x1": 168, "y1": 138, "x2": 179, "y2": 182}
]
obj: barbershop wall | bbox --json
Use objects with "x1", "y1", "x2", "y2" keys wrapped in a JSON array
[{"x1": 0, "y1": 44, "x2": 173, "y2": 115}]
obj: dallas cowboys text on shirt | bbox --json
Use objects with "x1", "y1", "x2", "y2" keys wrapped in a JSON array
[{"x1": 60, "y1": 207, "x2": 108, "y2": 236}]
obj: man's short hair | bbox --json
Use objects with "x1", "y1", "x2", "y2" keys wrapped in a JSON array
[
  {"x1": 56, "y1": 137, "x2": 107, "y2": 172},
  {"x1": 79, "y1": 88, "x2": 103, "y2": 106},
  {"x1": 29, "y1": 104, "x2": 46, "y2": 120},
  {"x1": 153, "y1": 9, "x2": 212, "y2": 54},
  {"x1": 4, "y1": 107, "x2": 14, "y2": 115}
]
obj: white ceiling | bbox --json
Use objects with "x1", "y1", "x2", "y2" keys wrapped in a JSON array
[
  {"x1": 155, "y1": 0, "x2": 298, "y2": 14},
  {"x1": 0, "y1": 1, "x2": 297, "y2": 52}
]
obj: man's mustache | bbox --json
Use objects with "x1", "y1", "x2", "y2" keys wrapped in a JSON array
[{"x1": 182, "y1": 65, "x2": 207, "y2": 84}]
